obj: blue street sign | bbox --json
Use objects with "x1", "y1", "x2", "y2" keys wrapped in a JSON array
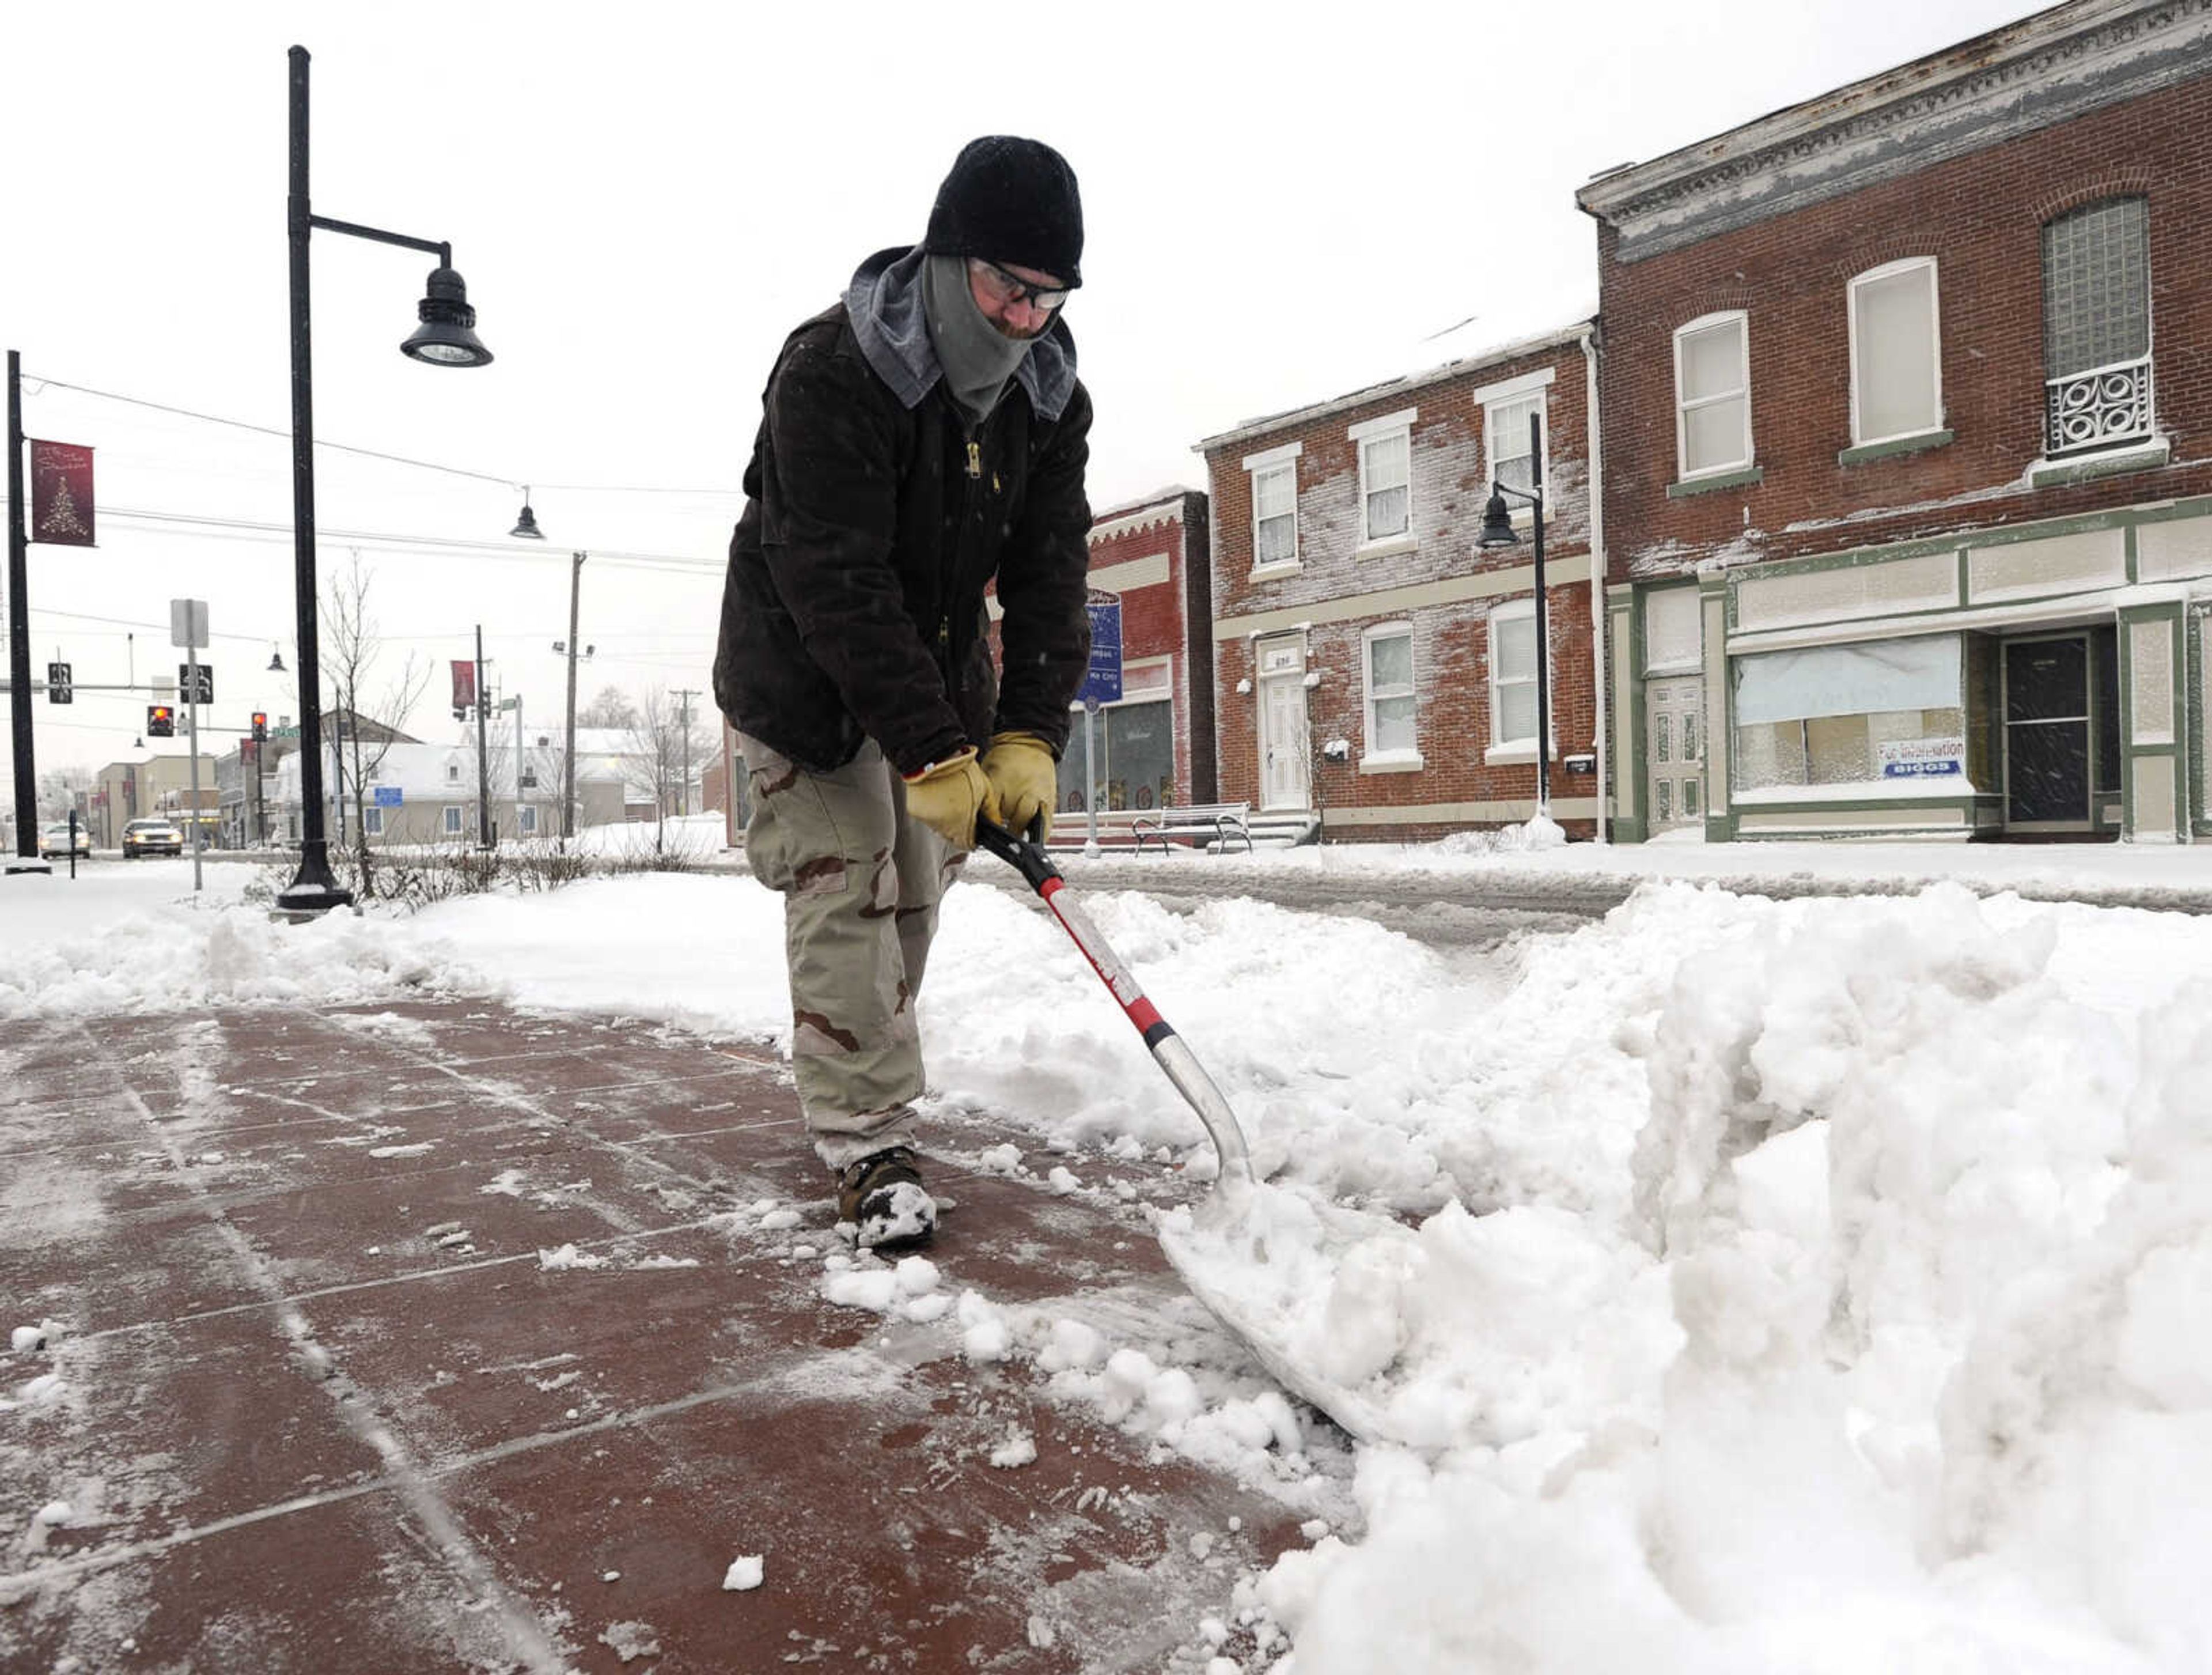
[
  {"x1": 373, "y1": 786, "x2": 403, "y2": 807},
  {"x1": 1078, "y1": 596, "x2": 1123, "y2": 708}
]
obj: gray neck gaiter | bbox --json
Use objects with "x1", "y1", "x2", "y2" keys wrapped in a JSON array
[{"x1": 921, "y1": 254, "x2": 1032, "y2": 425}]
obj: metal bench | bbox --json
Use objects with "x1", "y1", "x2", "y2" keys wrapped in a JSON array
[{"x1": 1131, "y1": 801, "x2": 1254, "y2": 855}]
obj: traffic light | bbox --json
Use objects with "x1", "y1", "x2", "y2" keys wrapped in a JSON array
[
  {"x1": 251, "y1": 711, "x2": 268, "y2": 742},
  {"x1": 147, "y1": 704, "x2": 176, "y2": 739}
]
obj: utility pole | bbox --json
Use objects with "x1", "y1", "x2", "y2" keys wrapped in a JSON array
[
  {"x1": 675, "y1": 687, "x2": 702, "y2": 819},
  {"x1": 510, "y1": 690, "x2": 525, "y2": 838},
  {"x1": 475, "y1": 624, "x2": 493, "y2": 849},
  {"x1": 7, "y1": 350, "x2": 50, "y2": 873},
  {"x1": 563, "y1": 551, "x2": 584, "y2": 841}
]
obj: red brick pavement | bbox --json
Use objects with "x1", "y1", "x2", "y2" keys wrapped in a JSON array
[{"x1": 0, "y1": 1001, "x2": 1346, "y2": 1673}]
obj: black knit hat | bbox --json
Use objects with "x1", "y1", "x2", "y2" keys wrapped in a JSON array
[{"x1": 922, "y1": 136, "x2": 1084, "y2": 289}]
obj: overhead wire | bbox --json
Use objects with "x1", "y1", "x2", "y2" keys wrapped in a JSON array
[{"x1": 25, "y1": 375, "x2": 745, "y2": 500}]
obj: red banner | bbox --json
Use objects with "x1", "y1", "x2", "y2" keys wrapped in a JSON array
[
  {"x1": 450, "y1": 659, "x2": 477, "y2": 713},
  {"x1": 29, "y1": 441, "x2": 95, "y2": 547}
]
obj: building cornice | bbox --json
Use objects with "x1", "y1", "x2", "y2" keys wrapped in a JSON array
[
  {"x1": 1577, "y1": 0, "x2": 2212, "y2": 262},
  {"x1": 1088, "y1": 487, "x2": 1197, "y2": 546},
  {"x1": 1195, "y1": 319, "x2": 1596, "y2": 456}
]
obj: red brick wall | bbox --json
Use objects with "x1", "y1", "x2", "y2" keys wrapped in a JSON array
[
  {"x1": 1085, "y1": 496, "x2": 1207, "y2": 804},
  {"x1": 1203, "y1": 338, "x2": 1601, "y2": 840},
  {"x1": 1597, "y1": 69, "x2": 2212, "y2": 580}
]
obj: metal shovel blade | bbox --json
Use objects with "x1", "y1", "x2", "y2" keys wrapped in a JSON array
[{"x1": 976, "y1": 819, "x2": 1417, "y2": 1447}]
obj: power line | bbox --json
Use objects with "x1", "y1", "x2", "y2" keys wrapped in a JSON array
[
  {"x1": 86, "y1": 504, "x2": 725, "y2": 576},
  {"x1": 26, "y1": 374, "x2": 745, "y2": 500}
]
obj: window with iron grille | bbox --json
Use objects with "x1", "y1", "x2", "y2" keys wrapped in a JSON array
[{"x1": 2044, "y1": 198, "x2": 2149, "y2": 379}]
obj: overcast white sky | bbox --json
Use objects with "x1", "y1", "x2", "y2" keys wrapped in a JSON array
[{"x1": 2, "y1": 0, "x2": 2045, "y2": 780}]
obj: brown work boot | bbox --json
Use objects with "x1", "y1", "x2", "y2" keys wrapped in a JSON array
[{"x1": 836, "y1": 1145, "x2": 937, "y2": 1251}]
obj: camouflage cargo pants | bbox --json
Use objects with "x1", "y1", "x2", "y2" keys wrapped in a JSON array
[{"x1": 736, "y1": 733, "x2": 965, "y2": 1170}]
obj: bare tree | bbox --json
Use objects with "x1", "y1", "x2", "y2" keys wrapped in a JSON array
[
  {"x1": 320, "y1": 551, "x2": 429, "y2": 888},
  {"x1": 622, "y1": 685, "x2": 713, "y2": 848},
  {"x1": 578, "y1": 685, "x2": 639, "y2": 729},
  {"x1": 37, "y1": 764, "x2": 91, "y2": 825}
]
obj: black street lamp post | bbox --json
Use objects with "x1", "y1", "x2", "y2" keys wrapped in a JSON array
[
  {"x1": 1477, "y1": 410, "x2": 1551, "y2": 822},
  {"x1": 279, "y1": 43, "x2": 491, "y2": 916}
]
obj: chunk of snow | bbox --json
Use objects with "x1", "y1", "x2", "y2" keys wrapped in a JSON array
[
  {"x1": 1047, "y1": 1166, "x2": 1080, "y2": 1195},
  {"x1": 722, "y1": 1555, "x2": 764, "y2": 1591},
  {"x1": 824, "y1": 1269, "x2": 900, "y2": 1313},
  {"x1": 1039, "y1": 1317, "x2": 1106, "y2": 1372},
  {"x1": 976, "y1": 1143, "x2": 1023, "y2": 1174},
  {"x1": 757, "y1": 1208, "x2": 802, "y2": 1231},
  {"x1": 893, "y1": 1255, "x2": 940, "y2": 1297},
  {"x1": 538, "y1": 1244, "x2": 607, "y2": 1270},
  {"x1": 990, "y1": 1426, "x2": 1038, "y2": 1469},
  {"x1": 598, "y1": 1621, "x2": 661, "y2": 1663}
]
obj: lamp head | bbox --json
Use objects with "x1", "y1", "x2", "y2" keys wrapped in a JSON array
[
  {"x1": 401, "y1": 266, "x2": 494, "y2": 367},
  {"x1": 509, "y1": 489, "x2": 544, "y2": 540},
  {"x1": 1476, "y1": 489, "x2": 1520, "y2": 550},
  {"x1": 267, "y1": 644, "x2": 287, "y2": 673}
]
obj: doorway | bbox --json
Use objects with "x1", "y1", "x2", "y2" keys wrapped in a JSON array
[
  {"x1": 1255, "y1": 634, "x2": 1310, "y2": 811},
  {"x1": 2002, "y1": 633, "x2": 2092, "y2": 832},
  {"x1": 1645, "y1": 677, "x2": 1705, "y2": 833}
]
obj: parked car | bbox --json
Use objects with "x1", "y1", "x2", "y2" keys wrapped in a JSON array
[
  {"x1": 122, "y1": 818, "x2": 185, "y2": 857},
  {"x1": 40, "y1": 822, "x2": 92, "y2": 859}
]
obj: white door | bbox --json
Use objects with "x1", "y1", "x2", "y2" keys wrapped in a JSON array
[
  {"x1": 1256, "y1": 635, "x2": 1310, "y2": 811},
  {"x1": 1646, "y1": 678, "x2": 1705, "y2": 832}
]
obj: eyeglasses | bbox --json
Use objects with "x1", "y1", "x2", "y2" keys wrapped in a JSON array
[{"x1": 968, "y1": 258, "x2": 1070, "y2": 312}]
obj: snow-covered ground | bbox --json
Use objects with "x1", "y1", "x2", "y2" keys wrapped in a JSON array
[{"x1": 6, "y1": 838, "x2": 2212, "y2": 1671}]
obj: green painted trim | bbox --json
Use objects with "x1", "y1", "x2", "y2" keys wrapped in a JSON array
[
  {"x1": 2191, "y1": 607, "x2": 2211, "y2": 835},
  {"x1": 2132, "y1": 494, "x2": 2212, "y2": 530},
  {"x1": 1837, "y1": 429, "x2": 1953, "y2": 467},
  {"x1": 2116, "y1": 603, "x2": 2189, "y2": 842},
  {"x1": 1613, "y1": 592, "x2": 1643, "y2": 837},
  {"x1": 2026, "y1": 440, "x2": 2172, "y2": 490},
  {"x1": 1734, "y1": 501, "x2": 2152, "y2": 592},
  {"x1": 1668, "y1": 465, "x2": 1765, "y2": 499}
]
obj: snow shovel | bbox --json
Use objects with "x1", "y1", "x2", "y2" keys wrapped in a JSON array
[{"x1": 976, "y1": 817, "x2": 1420, "y2": 1447}]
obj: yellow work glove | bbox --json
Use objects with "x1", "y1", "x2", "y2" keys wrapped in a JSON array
[
  {"x1": 901, "y1": 747, "x2": 996, "y2": 850},
  {"x1": 981, "y1": 731, "x2": 1059, "y2": 841}
]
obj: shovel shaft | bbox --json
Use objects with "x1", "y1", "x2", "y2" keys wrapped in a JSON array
[{"x1": 976, "y1": 819, "x2": 1257, "y2": 1190}]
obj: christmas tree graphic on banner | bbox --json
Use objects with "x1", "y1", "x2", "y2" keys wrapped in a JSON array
[
  {"x1": 29, "y1": 440, "x2": 96, "y2": 547},
  {"x1": 37, "y1": 479, "x2": 89, "y2": 541}
]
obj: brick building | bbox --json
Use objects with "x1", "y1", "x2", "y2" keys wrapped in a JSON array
[
  {"x1": 1197, "y1": 324, "x2": 1604, "y2": 842},
  {"x1": 1055, "y1": 487, "x2": 1216, "y2": 818},
  {"x1": 1580, "y1": 0, "x2": 2212, "y2": 842}
]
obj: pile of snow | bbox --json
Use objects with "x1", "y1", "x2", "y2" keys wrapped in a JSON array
[{"x1": 14, "y1": 847, "x2": 2212, "y2": 1668}]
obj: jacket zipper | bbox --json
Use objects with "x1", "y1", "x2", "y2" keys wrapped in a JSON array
[{"x1": 942, "y1": 421, "x2": 985, "y2": 674}]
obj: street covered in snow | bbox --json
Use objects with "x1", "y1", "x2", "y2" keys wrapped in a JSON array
[{"x1": 5, "y1": 840, "x2": 2212, "y2": 1670}]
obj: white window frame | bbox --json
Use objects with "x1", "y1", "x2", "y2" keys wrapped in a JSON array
[
  {"x1": 1484, "y1": 391, "x2": 1549, "y2": 524},
  {"x1": 518, "y1": 804, "x2": 539, "y2": 835},
  {"x1": 363, "y1": 805, "x2": 384, "y2": 837},
  {"x1": 1848, "y1": 258, "x2": 1943, "y2": 447},
  {"x1": 1348, "y1": 408, "x2": 1416, "y2": 554},
  {"x1": 1484, "y1": 598, "x2": 1552, "y2": 763},
  {"x1": 442, "y1": 804, "x2": 463, "y2": 835},
  {"x1": 1673, "y1": 311, "x2": 1752, "y2": 480},
  {"x1": 1359, "y1": 621, "x2": 1422, "y2": 772},
  {"x1": 1243, "y1": 441, "x2": 1302, "y2": 575}
]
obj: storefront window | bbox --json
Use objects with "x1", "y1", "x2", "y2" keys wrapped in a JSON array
[
  {"x1": 1733, "y1": 635, "x2": 1967, "y2": 791},
  {"x1": 1057, "y1": 699, "x2": 1175, "y2": 812}
]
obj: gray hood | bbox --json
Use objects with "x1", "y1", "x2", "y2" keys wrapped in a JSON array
[{"x1": 844, "y1": 245, "x2": 1078, "y2": 423}]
